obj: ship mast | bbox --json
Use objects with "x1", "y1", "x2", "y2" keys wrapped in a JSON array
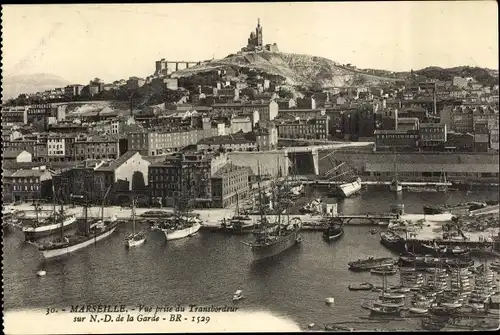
[
  {"x1": 101, "y1": 185, "x2": 112, "y2": 222},
  {"x1": 257, "y1": 161, "x2": 267, "y2": 241},
  {"x1": 132, "y1": 197, "x2": 136, "y2": 235},
  {"x1": 59, "y1": 198, "x2": 64, "y2": 242}
]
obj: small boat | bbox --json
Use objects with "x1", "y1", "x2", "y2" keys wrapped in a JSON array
[
  {"x1": 348, "y1": 282, "x2": 374, "y2": 291},
  {"x1": 323, "y1": 219, "x2": 344, "y2": 241},
  {"x1": 325, "y1": 297, "x2": 335, "y2": 305},
  {"x1": 409, "y1": 307, "x2": 429, "y2": 314},
  {"x1": 36, "y1": 270, "x2": 46, "y2": 277},
  {"x1": 233, "y1": 290, "x2": 243, "y2": 301},
  {"x1": 371, "y1": 266, "x2": 397, "y2": 276},
  {"x1": 378, "y1": 221, "x2": 389, "y2": 227},
  {"x1": 371, "y1": 229, "x2": 379, "y2": 235}
]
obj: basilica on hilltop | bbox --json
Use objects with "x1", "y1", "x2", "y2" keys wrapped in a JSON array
[{"x1": 240, "y1": 19, "x2": 279, "y2": 53}]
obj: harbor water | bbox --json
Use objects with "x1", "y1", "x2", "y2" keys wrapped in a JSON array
[{"x1": 3, "y1": 186, "x2": 499, "y2": 331}]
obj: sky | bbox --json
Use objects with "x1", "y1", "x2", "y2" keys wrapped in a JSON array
[{"x1": 2, "y1": 2, "x2": 499, "y2": 84}]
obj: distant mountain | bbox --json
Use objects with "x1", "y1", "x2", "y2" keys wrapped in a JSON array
[
  {"x1": 2, "y1": 73, "x2": 71, "y2": 100},
  {"x1": 171, "y1": 51, "x2": 397, "y2": 89}
]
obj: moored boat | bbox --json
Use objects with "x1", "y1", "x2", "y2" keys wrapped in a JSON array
[
  {"x1": 380, "y1": 231, "x2": 405, "y2": 251},
  {"x1": 348, "y1": 257, "x2": 396, "y2": 272},
  {"x1": 348, "y1": 282, "x2": 374, "y2": 291},
  {"x1": 335, "y1": 177, "x2": 362, "y2": 198},
  {"x1": 323, "y1": 218, "x2": 344, "y2": 241}
]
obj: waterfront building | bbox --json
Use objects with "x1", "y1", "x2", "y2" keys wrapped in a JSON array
[
  {"x1": 211, "y1": 163, "x2": 250, "y2": 208},
  {"x1": 2, "y1": 168, "x2": 53, "y2": 203},
  {"x1": 276, "y1": 115, "x2": 329, "y2": 140},
  {"x1": 374, "y1": 129, "x2": 420, "y2": 152},
  {"x1": 148, "y1": 151, "x2": 228, "y2": 207},
  {"x1": 74, "y1": 134, "x2": 121, "y2": 161},
  {"x1": 320, "y1": 151, "x2": 499, "y2": 183},
  {"x1": 92, "y1": 151, "x2": 150, "y2": 204},
  {"x1": 419, "y1": 123, "x2": 447, "y2": 151}
]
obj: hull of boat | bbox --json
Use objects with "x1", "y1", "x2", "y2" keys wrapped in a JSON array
[
  {"x1": 324, "y1": 228, "x2": 343, "y2": 241},
  {"x1": 23, "y1": 217, "x2": 77, "y2": 241},
  {"x1": 423, "y1": 206, "x2": 447, "y2": 215},
  {"x1": 164, "y1": 223, "x2": 201, "y2": 241},
  {"x1": 251, "y1": 229, "x2": 301, "y2": 261},
  {"x1": 380, "y1": 234, "x2": 405, "y2": 252},
  {"x1": 335, "y1": 180, "x2": 362, "y2": 198},
  {"x1": 126, "y1": 236, "x2": 146, "y2": 248},
  {"x1": 369, "y1": 308, "x2": 403, "y2": 317},
  {"x1": 40, "y1": 227, "x2": 117, "y2": 259},
  {"x1": 390, "y1": 184, "x2": 403, "y2": 192}
]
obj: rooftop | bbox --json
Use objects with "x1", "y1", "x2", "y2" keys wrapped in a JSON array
[
  {"x1": 2, "y1": 150, "x2": 29, "y2": 158},
  {"x1": 9, "y1": 169, "x2": 49, "y2": 178},
  {"x1": 212, "y1": 163, "x2": 248, "y2": 177},
  {"x1": 96, "y1": 151, "x2": 141, "y2": 172}
]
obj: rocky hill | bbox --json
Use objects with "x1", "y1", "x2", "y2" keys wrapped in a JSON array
[
  {"x1": 171, "y1": 51, "x2": 396, "y2": 88},
  {"x1": 2, "y1": 73, "x2": 71, "y2": 100}
]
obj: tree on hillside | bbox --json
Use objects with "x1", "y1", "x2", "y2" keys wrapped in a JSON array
[{"x1": 279, "y1": 88, "x2": 294, "y2": 99}]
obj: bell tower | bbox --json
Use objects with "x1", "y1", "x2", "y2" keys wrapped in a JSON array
[{"x1": 256, "y1": 18, "x2": 263, "y2": 48}]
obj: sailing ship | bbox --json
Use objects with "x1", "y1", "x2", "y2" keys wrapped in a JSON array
[
  {"x1": 161, "y1": 177, "x2": 201, "y2": 241},
  {"x1": 242, "y1": 163, "x2": 303, "y2": 261},
  {"x1": 389, "y1": 150, "x2": 402, "y2": 192},
  {"x1": 363, "y1": 274, "x2": 407, "y2": 317},
  {"x1": 324, "y1": 155, "x2": 362, "y2": 198},
  {"x1": 125, "y1": 197, "x2": 146, "y2": 247},
  {"x1": 37, "y1": 176, "x2": 118, "y2": 259},
  {"x1": 23, "y1": 194, "x2": 77, "y2": 241}
]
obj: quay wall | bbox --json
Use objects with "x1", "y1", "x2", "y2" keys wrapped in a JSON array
[{"x1": 318, "y1": 151, "x2": 499, "y2": 182}]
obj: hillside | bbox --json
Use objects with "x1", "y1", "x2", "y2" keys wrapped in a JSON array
[
  {"x1": 412, "y1": 66, "x2": 499, "y2": 87},
  {"x1": 2, "y1": 73, "x2": 71, "y2": 100},
  {"x1": 171, "y1": 51, "x2": 397, "y2": 88}
]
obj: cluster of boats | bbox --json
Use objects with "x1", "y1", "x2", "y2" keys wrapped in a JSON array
[
  {"x1": 347, "y1": 247, "x2": 500, "y2": 322},
  {"x1": 423, "y1": 201, "x2": 489, "y2": 215}
]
